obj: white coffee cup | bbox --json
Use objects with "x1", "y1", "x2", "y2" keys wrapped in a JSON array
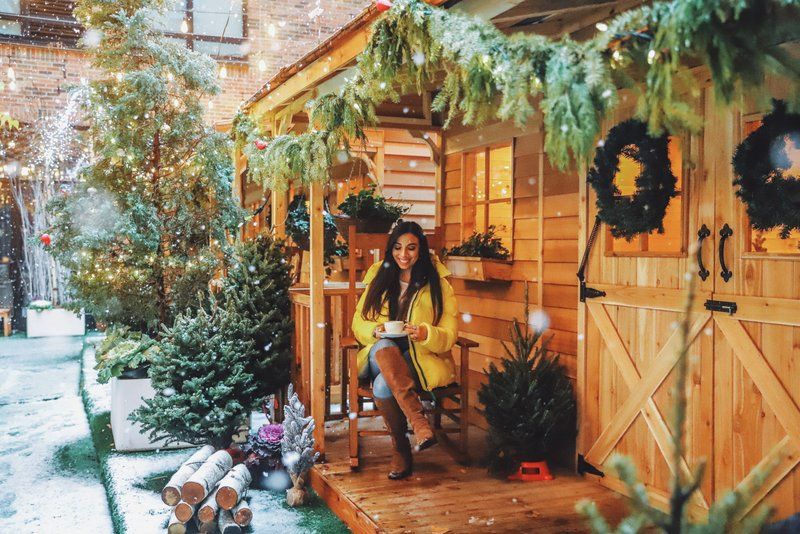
[{"x1": 383, "y1": 321, "x2": 405, "y2": 334}]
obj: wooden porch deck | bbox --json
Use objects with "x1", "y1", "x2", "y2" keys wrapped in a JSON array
[{"x1": 310, "y1": 419, "x2": 628, "y2": 533}]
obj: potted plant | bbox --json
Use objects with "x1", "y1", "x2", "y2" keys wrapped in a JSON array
[
  {"x1": 243, "y1": 421, "x2": 292, "y2": 491},
  {"x1": 443, "y1": 226, "x2": 512, "y2": 281},
  {"x1": 477, "y1": 298, "x2": 576, "y2": 479},
  {"x1": 333, "y1": 183, "x2": 408, "y2": 237},
  {"x1": 285, "y1": 193, "x2": 346, "y2": 261},
  {"x1": 94, "y1": 327, "x2": 189, "y2": 451},
  {"x1": 26, "y1": 299, "x2": 85, "y2": 337}
]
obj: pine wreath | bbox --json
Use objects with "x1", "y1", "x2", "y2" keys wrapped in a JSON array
[
  {"x1": 733, "y1": 100, "x2": 800, "y2": 239},
  {"x1": 588, "y1": 119, "x2": 677, "y2": 240}
]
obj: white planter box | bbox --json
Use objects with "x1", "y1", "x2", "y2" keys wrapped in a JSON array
[
  {"x1": 110, "y1": 377, "x2": 192, "y2": 452},
  {"x1": 27, "y1": 307, "x2": 85, "y2": 337}
]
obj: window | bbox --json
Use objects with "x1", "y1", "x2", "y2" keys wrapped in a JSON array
[
  {"x1": 155, "y1": 0, "x2": 247, "y2": 60},
  {"x1": 742, "y1": 117, "x2": 800, "y2": 255},
  {"x1": 607, "y1": 136, "x2": 686, "y2": 255},
  {"x1": 0, "y1": 1, "x2": 21, "y2": 36},
  {"x1": 461, "y1": 144, "x2": 513, "y2": 251}
]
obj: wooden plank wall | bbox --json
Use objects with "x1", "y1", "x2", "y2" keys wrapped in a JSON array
[
  {"x1": 381, "y1": 128, "x2": 437, "y2": 230},
  {"x1": 441, "y1": 120, "x2": 580, "y2": 428}
]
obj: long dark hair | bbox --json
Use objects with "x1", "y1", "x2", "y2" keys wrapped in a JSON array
[{"x1": 361, "y1": 221, "x2": 443, "y2": 324}]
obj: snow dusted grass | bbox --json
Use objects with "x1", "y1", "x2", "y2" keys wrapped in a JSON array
[
  {"x1": 0, "y1": 335, "x2": 112, "y2": 532},
  {"x1": 80, "y1": 336, "x2": 348, "y2": 533}
]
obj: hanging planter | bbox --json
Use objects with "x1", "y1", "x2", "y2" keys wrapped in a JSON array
[{"x1": 334, "y1": 184, "x2": 407, "y2": 241}]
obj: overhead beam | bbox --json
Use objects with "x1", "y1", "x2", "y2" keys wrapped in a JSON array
[{"x1": 492, "y1": 0, "x2": 615, "y2": 24}]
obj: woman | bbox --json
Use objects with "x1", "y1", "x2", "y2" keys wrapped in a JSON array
[{"x1": 351, "y1": 220, "x2": 459, "y2": 480}]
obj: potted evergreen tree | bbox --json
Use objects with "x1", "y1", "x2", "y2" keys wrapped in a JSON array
[
  {"x1": 333, "y1": 183, "x2": 408, "y2": 237},
  {"x1": 443, "y1": 226, "x2": 513, "y2": 281},
  {"x1": 478, "y1": 295, "x2": 576, "y2": 479}
]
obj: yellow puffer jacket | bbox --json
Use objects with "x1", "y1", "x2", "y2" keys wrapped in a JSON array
[{"x1": 351, "y1": 259, "x2": 459, "y2": 391}]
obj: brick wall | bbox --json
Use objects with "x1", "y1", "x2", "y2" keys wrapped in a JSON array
[{"x1": 0, "y1": 0, "x2": 370, "y2": 125}]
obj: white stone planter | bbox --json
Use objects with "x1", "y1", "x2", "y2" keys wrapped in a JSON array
[
  {"x1": 110, "y1": 377, "x2": 192, "y2": 452},
  {"x1": 26, "y1": 307, "x2": 85, "y2": 337}
]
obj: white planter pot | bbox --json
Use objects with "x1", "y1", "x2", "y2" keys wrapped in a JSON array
[
  {"x1": 26, "y1": 308, "x2": 85, "y2": 337},
  {"x1": 110, "y1": 377, "x2": 192, "y2": 452}
]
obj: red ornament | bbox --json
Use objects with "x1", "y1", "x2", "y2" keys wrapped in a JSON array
[
  {"x1": 376, "y1": 0, "x2": 393, "y2": 12},
  {"x1": 254, "y1": 139, "x2": 268, "y2": 150},
  {"x1": 39, "y1": 233, "x2": 52, "y2": 246}
]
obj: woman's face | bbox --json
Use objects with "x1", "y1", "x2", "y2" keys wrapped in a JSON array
[{"x1": 392, "y1": 233, "x2": 420, "y2": 271}]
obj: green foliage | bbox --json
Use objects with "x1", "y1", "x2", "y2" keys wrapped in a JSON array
[
  {"x1": 336, "y1": 183, "x2": 408, "y2": 223},
  {"x1": 94, "y1": 327, "x2": 160, "y2": 384},
  {"x1": 238, "y1": 0, "x2": 800, "y2": 193},
  {"x1": 445, "y1": 226, "x2": 510, "y2": 260},
  {"x1": 131, "y1": 296, "x2": 256, "y2": 449},
  {"x1": 478, "y1": 290, "x2": 576, "y2": 475},
  {"x1": 576, "y1": 278, "x2": 773, "y2": 533},
  {"x1": 285, "y1": 194, "x2": 347, "y2": 262},
  {"x1": 217, "y1": 233, "x2": 294, "y2": 395},
  {"x1": 49, "y1": 0, "x2": 243, "y2": 334}
]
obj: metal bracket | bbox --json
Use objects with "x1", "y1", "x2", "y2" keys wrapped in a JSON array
[
  {"x1": 577, "y1": 454, "x2": 604, "y2": 477},
  {"x1": 580, "y1": 281, "x2": 607, "y2": 303},
  {"x1": 704, "y1": 299, "x2": 738, "y2": 315}
]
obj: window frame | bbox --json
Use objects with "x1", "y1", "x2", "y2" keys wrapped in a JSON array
[
  {"x1": 603, "y1": 133, "x2": 690, "y2": 258},
  {"x1": 739, "y1": 111, "x2": 800, "y2": 260},
  {"x1": 459, "y1": 141, "x2": 515, "y2": 254},
  {"x1": 162, "y1": 0, "x2": 249, "y2": 62}
]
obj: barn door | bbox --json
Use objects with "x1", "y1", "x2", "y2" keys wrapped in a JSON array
[
  {"x1": 579, "y1": 101, "x2": 716, "y2": 516},
  {"x1": 708, "y1": 103, "x2": 800, "y2": 519}
]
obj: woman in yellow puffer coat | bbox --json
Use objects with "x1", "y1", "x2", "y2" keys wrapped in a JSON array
[{"x1": 351, "y1": 220, "x2": 459, "y2": 480}]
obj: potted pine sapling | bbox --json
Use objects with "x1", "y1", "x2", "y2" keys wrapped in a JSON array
[
  {"x1": 282, "y1": 384, "x2": 320, "y2": 507},
  {"x1": 478, "y1": 294, "x2": 576, "y2": 480},
  {"x1": 333, "y1": 183, "x2": 408, "y2": 238},
  {"x1": 444, "y1": 225, "x2": 512, "y2": 281}
]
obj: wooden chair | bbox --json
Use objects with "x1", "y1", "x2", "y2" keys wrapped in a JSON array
[
  {"x1": 342, "y1": 335, "x2": 478, "y2": 468},
  {"x1": 0, "y1": 308, "x2": 10, "y2": 337}
]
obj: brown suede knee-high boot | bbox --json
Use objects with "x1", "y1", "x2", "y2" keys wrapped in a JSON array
[
  {"x1": 374, "y1": 396, "x2": 413, "y2": 480},
  {"x1": 374, "y1": 345, "x2": 436, "y2": 450}
]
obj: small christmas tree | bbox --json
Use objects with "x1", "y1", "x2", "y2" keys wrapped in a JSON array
[
  {"x1": 576, "y1": 277, "x2": 773, "y2": 533},
  {"x1": 478, "y1": 286, "x2": 576, "y2": 476},
  {"x1": 219, "y1": 233, "x2": 294, "y2": 395},
  {"x1": 281, "y1": 384, "x2": 319, "y2": 507},
  {"x1": 131, "y1": 297, "x2": 257, "y2": 449}
]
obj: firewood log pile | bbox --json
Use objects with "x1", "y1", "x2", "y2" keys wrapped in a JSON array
[{"x1": 163, "y1": 446, "x2": 253, "y2": 533}]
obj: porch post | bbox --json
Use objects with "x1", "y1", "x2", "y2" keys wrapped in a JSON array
[
  {"x1": 272, "y1": 189, "x2": 288, "y2": 238},
  {"x1": 308, "y1": 180, "x2": 326, "y2": 457}
]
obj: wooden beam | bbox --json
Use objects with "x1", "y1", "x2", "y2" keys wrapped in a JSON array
[
  {"x1": 492, "y1": 0, "x2": 615, "y2": 23},
  {"x1": 309, "y1": 180, "x2": 327, "y2": 458}
]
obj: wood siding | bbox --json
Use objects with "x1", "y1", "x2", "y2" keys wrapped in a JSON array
[{"x1": 441, "y1": 120, "x2": 581, "y2": 429}]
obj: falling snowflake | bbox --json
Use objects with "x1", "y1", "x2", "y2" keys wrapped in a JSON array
[
  {"x1": 461, "y1": 312, "x2": 473, "y2": 324},
  {"x1": 528, "y1": 309, "x2": 550, "y2": 333},
  {"x1": 162, "y1": 387, "x2": 176, "y2": 397}
]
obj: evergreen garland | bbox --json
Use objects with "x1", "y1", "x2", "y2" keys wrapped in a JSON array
[
  {"x1": 733, "y1": 100, "x2": 800, "y2": 238},
  {"x1": 236, "y1": 0, "x2": 800, "y2": 191},
  {"x1": 587, "y1": 119, "x2": 677, "y2": 240}
]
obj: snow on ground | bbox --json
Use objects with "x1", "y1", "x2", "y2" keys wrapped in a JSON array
[
  {"x1": 0, "y1": 335, "x2": 113, "y2": 533},
  {"x1": 81, "y1": 337, "x2": 348, "y2": 534}
]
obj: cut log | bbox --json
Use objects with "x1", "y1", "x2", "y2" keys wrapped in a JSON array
[
  {"x1": 216, "y1": 464, "x2": 252, "y2": 510},
  {"x1": 232, "y1": 499, "x2": 253, "y2": 527},
  {"x1": 218, "y1": 509, "x2": 242, "y2": 534},
  {"x1": 162, "y1": 444, "x2": 216, "y2": 505},
  {"x1": 194, "y1": 516, "x2": 217, "y2": 534},
  {"x1": 167, "y1": 510, "x2": 187, "y2": 534},
  {"x1": 181, "y1": 450, "x2": 234, "y2": 504},
  {"x1": 197, "y1": 486, "x2": 221, "y2": 523},
  {"x1": 173, "y1": 501, "x2": 195, "y2": 524}
]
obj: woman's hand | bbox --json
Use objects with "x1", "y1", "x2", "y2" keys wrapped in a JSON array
[
  {"x1": 373, "y1": 324, "x2": 385, "y2": 338},
  {"x1": 404, "y1": 323, "x2": 427, "y2": 342}
]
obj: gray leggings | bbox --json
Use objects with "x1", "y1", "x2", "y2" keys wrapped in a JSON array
[{"x1": 360, "y1": 338, "x2": 421, "y2": 399}]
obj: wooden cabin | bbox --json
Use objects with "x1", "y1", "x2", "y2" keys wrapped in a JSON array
[{"x1": 232, "y1": 0, "x2": 800, "y2": 530}]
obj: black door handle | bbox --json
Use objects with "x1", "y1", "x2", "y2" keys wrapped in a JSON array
[
  {"x1": 719, "y1": 223, "x2": 733, "y2": 282},
  {"x1": 697, "y1": 224, "x2": 710, "y2": 281}
]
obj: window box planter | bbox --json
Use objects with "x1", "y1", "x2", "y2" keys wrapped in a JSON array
[
  {"x1": 26, "y1": 307, "x2": 85, "y2": 337},
  {"x1": 110, "y1": 376, "x2": 193, "y2": 452},
  {"x1": 444, "y1": 256, "x2": 513, "y2": 282}
]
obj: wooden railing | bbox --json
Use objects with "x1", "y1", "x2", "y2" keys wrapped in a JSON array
[{"x1": 289, "y1": 282, "x2": 365, "y2": 419}]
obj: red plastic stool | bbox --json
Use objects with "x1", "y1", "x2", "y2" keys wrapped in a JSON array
[{"x1": 508, "y1": 461, "x2": 553, "y2": 481}]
